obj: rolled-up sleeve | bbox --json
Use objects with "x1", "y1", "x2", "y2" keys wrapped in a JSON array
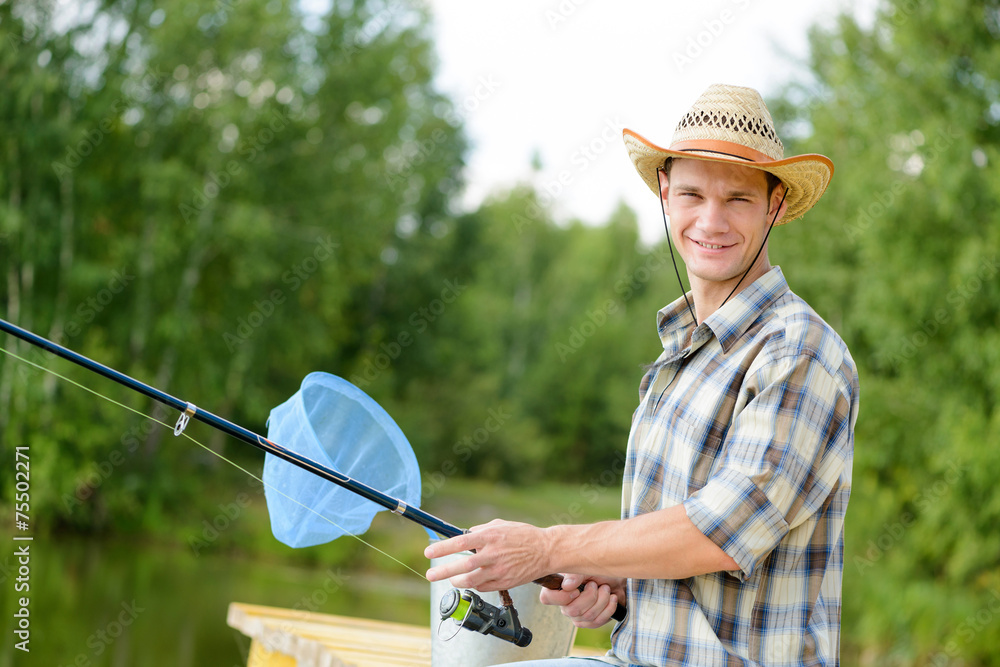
[{"x1": 683, "y1": 352, "x2": 854, "y2": 580}]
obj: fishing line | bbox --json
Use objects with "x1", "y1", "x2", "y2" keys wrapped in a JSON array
[
  {"x1": 0, "y1": 343, "x2": 428, "y2": 581},
  {"x1": 655, "y1": 165, "x2": 789, "y2": 321},
  {"x1": 656, "y1": 166, "x2": 698, "y2": 324},
  {"x1": 716, "y1": 185, "x2": 787, "y2": 313},
  {"x1": 0, "y1": 319, "x2": 629, "y2": 625}
]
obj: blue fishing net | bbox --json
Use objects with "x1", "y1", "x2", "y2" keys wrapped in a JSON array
[{"x1": 263, "y1": 372, "x2": 421, "y2": 548}]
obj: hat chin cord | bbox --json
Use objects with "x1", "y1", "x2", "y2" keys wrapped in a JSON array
[{"x1": 655, "y1": 168, "x2": 787, "y2": 325}]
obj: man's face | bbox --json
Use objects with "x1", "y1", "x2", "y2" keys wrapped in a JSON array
[{"x1": 661, "y1": 158, "x2": 785, "y2": 298}]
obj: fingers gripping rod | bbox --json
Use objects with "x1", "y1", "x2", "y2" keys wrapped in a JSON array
[{"x1": 0, "y1": 317, "x2": 626, "y2": 624}]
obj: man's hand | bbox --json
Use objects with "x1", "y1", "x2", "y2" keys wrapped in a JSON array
[
  {"x1": 425, "y1": 505, "x2": 735, "y2": 606},
  {"x1": 539, "y1": 573, "x2": 626, "y2": 629},
  {"x1": 424, "y1": 519, "x2": 553, "y2": 591}
]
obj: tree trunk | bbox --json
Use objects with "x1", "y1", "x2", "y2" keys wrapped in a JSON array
[
  {"x1": 41, "y1": 143, "x2": 75, "y2": 420},
  {"x1": 0, "y1": 139, "x2": 23, "y2": 434},
  {"x1": 142, "y1": 173, "x2": 216, "y2": 458},
  {"x1": 205, "y1": 342, "x2": 254, "y2": 462}
]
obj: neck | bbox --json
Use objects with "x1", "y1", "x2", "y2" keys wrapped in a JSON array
[{"x1": 688, "y1": 257, "x2": 771, "y2": 324}]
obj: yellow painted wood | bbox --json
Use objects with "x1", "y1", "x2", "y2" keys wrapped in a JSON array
[
  {"x1": 247, "y1": 639, "x2": 298, "y2": 667},
  {"x1": 228, "y1": 601, "x2": 606, "y2": 666}
]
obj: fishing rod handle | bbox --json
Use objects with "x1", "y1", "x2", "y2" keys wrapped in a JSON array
[
  {"x1": 452, "y1": 530, "x2": 627, "y2": 623},
  {"x1": 533, "y1": 573, "x2": 627, "y2": 622},
  {"x1": 1, "y1": 315, "x2": 623, "y2": 624}
]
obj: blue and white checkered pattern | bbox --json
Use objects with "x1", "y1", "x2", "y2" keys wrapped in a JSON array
[{"x1": 602, "y1": 267, "x2": 859, "y2": 667}]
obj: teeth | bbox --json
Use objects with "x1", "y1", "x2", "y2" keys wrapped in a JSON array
[{"x1": 696, "y1": 241, "x2": 724, "y2": 249}]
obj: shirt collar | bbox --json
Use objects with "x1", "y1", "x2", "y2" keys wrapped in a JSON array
[{"x1": 656, "y1": 266, "x2": 790, "y2": 355}]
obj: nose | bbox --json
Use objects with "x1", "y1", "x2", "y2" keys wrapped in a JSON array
[{"x1": 694, "y1": 199, "x2": 729, "y2": 234}]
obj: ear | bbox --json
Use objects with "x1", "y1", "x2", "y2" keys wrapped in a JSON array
[
  {"x1": 656, "y1": 168, "x2": 670, "y2": 213},
  {"x1": 768, "y1": 183, "x2": 789, "y2": 223}
]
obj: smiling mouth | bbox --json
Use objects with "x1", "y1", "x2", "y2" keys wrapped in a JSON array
[{"x1": 693, "y1": 240, "x2": 728, "y2": 250}]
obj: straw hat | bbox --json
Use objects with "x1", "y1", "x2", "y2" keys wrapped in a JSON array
[{"x1": 623, "y1": 84, "x2": 834, "y2": 223}]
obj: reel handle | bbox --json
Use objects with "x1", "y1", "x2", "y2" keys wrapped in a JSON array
[{"x1": 533, "y1": 573, "x2": 627, "y2": 622}]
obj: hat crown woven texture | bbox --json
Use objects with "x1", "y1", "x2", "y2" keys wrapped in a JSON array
[
  {"x1": 672, "y1": 84, "x2": 784, "y2": 160},
  {"x1": 622, "y1": 83, "x2": 834, "y2": 223}
]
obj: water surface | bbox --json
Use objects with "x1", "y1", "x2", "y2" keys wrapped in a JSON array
[{"x1": 1, "y1": 534, "x2": 430, "y2": 667}]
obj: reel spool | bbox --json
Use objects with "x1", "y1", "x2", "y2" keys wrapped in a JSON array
[{"x1": 437, "y1": 588, "x2": 532, "y2": 648}]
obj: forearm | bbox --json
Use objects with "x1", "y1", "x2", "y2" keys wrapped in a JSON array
[
  {"x1": 544, "y1": 504, "x2": 739, "y2": 580},
  {"x1": 424, "y1": 504, "x2": 739, "y2": 592}
]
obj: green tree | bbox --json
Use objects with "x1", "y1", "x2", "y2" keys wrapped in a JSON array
[
  {"x1": 771, "y1": 0, "x2": 1000, "y2": 662},
  {"x1": 368, "y1": 183, "x2": 678, "y2": 486},
  {"x1": 0, "y1": 0, "x2": 466, "y2": 532}
]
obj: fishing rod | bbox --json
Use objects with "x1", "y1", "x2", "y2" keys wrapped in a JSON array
[
  {"x1": 0, "y1": 317, "x2": 627, "y2": 637},
  {"x1": 0, "y1": 317, "x2": 462, "y2": 538}
]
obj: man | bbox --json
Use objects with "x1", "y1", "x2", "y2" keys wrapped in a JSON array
[{"x1": 425, "y1": 84, "x2": 859, "y2": 666}]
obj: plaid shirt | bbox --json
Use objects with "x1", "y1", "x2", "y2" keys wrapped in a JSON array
[{"x1": 603, "y1": 267, "x2": 859, "y2": 667}]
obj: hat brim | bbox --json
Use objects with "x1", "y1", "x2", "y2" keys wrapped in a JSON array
[{"x1": 623, "y1": 129, "x2": 834, "y2": 223}]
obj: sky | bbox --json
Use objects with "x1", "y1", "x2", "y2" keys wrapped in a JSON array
[{"x1": 422, "y1": 0, "x2": 878, "y2": 244}]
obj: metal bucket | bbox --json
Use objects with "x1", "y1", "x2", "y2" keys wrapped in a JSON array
[{"x1": 429, "y1": 552, "x2": 578, "y2": 666}]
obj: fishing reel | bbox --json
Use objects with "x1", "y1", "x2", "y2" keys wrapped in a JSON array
[{"x1": 437, "y1": 588, "x2": 532, "y2": 648}]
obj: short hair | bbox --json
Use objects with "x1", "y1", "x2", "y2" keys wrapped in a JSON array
[{"x1": 661, "y1": 157, "x2": 783, "y2": 201}]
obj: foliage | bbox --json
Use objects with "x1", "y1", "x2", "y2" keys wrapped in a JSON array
[
  {"x1": 0, "y1": 0, "x2": 466, "y2": 530},
  {"x1": 367, "y1": 191, "x2": 668, "y2": 484},
  {"x1": 770, "y1": 0, "x2": 1000, "y2": 663},
  {"x1": 0, "y1": 0, "x2": 664, "y2": 528},
  {"x1": 2, "y1": 0, "x2": 999, "y2": 663}
]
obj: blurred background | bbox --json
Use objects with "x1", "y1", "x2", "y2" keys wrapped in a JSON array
[{"x1": 1, "y1": 0, "x2": 999, "y2": 665}]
